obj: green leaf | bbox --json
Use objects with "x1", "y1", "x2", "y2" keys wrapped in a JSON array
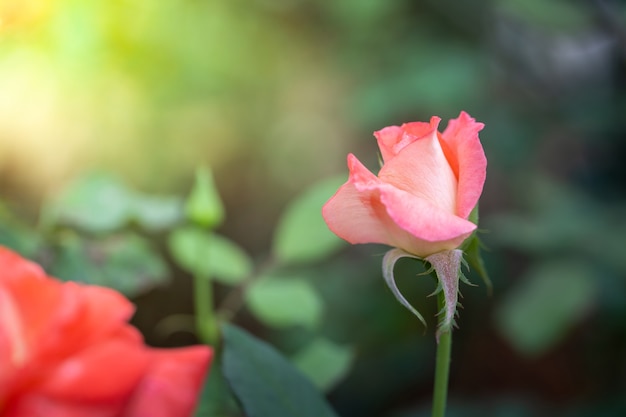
[
  {"x1": 99, "y1": 234, "x2": 169, "y2": 297},
  {"x1": 273, "y1": 176, "x2": 347, "y2": 265},
  {"x1": 194, "y1": 362, "x2": 242, "y2": 417},
  {"x1": 50, "y1": 234, "x2": 104, "y2": 285},
  {"x1": 132, "y1": 194, "x2": 183, "y2": 231},
  {"x1": 0, "y1": 204, "x2": 42, "y2": 257},
  {"x1": 45, "y1": 173, "x2": 132, "y2": 233},
  {"x1": 498, "y1": 0, "x2": 592, "y2": 32},
  {"x1": 221, "y1": 323, "x2": 339, "y2": 417},
  {"x1": 51, "y1": 233, "x2": 169, "y2": 297},
  {"x1": 292, "y1": 337, "x2": 354, "y2": 391},
  {"x1": 185, "y1": 166, "x2": 224, "y2": 229},
  {"x1": 245, "y1": 275, "x2": 322, "y2": 328},
  {"x1": 495, "y1": 260, "x2": 596, "y2": 357},
  {"x1": 168, "y1": 227, "x2": 252, "y2": 285}
]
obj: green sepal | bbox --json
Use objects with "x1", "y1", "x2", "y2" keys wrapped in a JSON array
[
  {"x1": 468, "y1": 203, "x2": 479, "y2": 226},
  {"x1": 464, "y1": 234, "x2": 492, "y2": 295},
  {"x1": 425, "y1": 250, "x2": 463, "y2": 341},
  {"x1": 382, "y1": 248, "x2": 427, "y2": 328},
  {"x1": 460, "y1": 204, "x2": 492, "y2": 295}
]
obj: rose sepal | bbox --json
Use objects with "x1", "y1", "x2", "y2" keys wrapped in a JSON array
[
  {"x1": 383, "y1": 248, "x2": 474, "y2": 342},
  {"x1": 382, "y1": 248, "x2": 427, "y2": 328}
]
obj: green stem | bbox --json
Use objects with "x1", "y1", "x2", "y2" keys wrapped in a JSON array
[
  {"x1": 193, "y1": 236, "x2": 219, "y2": 347},
  {"x1": 193, "y1": 242, "x2": 218, "y2": 346},
  {"x1": 432, "y1": 292, "x2": 452, "y2": 417}
]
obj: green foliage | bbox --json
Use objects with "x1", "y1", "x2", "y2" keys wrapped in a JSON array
[
  {"x1": 43, "y1": 172, "x2": 183, "y2": 233},
  {"x1": 273, "y1": 176, "x2": 346, "y2": 265},
  {"x1": 245, "y1": 274, "x2": 323, "y2": 329},
  {"x1": 354, "y1": 47, "x2": 484, "y2": 127},
  {"x1": 45, "y1": 173, "x2": 132, "y2": 233},
  {"x1": 497, "y1": 0, "x2": 592, "y2": 31},
  {"x1": 168, "y1": 227, "x2": 252, "y2": 285},
  {"x1": 51, "y1": 232, "x2": 169, "y2": 297},
  {"x1": 292, "y1": 337, "x2": 355, "y2": 391},
  {"x1": 221, "y1": 323, "x2": 339, "y2": 417},
  {"x1": 185, "y1": 166, "x2": 225, "y2": 229},
  {"x1": 0, "y1": 205, "x2": 42, "y2": 257},
  {"x1": 194, "y1": 362, "x2": 241, "y2": 417},
  {"x1": 487, "y1": 178, "x2": 626, "y2": 273},
  {"x1": 495, "y1": 260, "x2": 595, "y2": 357},
  {"x1": 132, "y1": 194, "x2": 183, "y2": 232}
]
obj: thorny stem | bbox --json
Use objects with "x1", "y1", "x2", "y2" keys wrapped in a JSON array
[{"x1": 431, "y1": 291, "x2": 452, "y2": 417}]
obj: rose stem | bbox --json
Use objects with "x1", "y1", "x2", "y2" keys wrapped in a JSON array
[
  {"x1": 431, "y1": 291, "x2": 452, "y2": 417},
  {"x1": 193, "y1": 242, "x2": 219, "y2": 346}
]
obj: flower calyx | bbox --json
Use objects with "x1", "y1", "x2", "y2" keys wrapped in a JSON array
[{"x1": 382, "y1": 248, "x2": 471, "y2": 342}]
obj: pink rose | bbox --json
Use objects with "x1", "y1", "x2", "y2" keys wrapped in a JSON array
[
  {"x1": 0, "y1": 246, "x2": 212, "y2": 417},
  {"x1": 322, "y1": 111, "x2": 486, "y2": 257}
]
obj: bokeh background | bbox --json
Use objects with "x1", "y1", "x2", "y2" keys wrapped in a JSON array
[{"x1": 1, "y1": 0, "x2": 626, "y2": 416}]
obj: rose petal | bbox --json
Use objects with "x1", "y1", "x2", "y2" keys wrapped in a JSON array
[
  {"x1": 377, "y1": 184, "x2": 477, "y2": 255},
  {"x1": 379, "y1": 122, "x2": 457, "y2": 215},
  {"x1": 322, "y1": 155, "x2": 476, "y2": 257},
  {"x1": 441, "y1": 111, "x2": 486, "y2": 219},
  {"x1": 2, "y1": 395, "x2": 121, "y2": 417},
  {"x1": 39, "y1": 340, "x2": 149, "y2": 401},
  {"x1": 0, "y1": 247, "x2": 48, "y2": 285},
  {"x1": 44, "y1": 283, "x2": 136, "y2": 354},
  {"x1": 0, "y1": 246, "x2": 213, "y2": 417},
  {"x1": 401, "y1": 117, "x2": 441, "y2": 139},
  {"x1": 0, "y1": 248, "x2": 62, "y2": 360},
  {"x1": 322, "y1": 154, "x2": 401, "y2": 245},
  {"x1": 374, "y1": 117, "x2": 441, "y2": 162},
  {"x1": 373, "y1": 126, "x2": 403, "y2": 162},
  {"x1": 122, "y1": 346, "x2": 212, "y2": 417}
]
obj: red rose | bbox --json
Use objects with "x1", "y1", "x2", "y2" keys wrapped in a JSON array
[{"x1": 0, "y1": 246, "x2": 212, "y2": 417}]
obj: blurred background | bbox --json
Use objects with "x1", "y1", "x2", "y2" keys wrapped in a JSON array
[{"x1": 1, "y1": 0, "x2": 626, "y2": 416}]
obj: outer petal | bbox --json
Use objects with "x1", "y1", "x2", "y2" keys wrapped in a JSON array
[
  {"x1": 0, "y1": 248, "x2": 62, "y2": 366},
  {"x1": 440, "y1": 111, "x2": 486, "y2": 219},
  {"x1": 0, "y1": 249, "x2": 65, "y2": 397},
  {"x1": 2, "y1": 395, "x2": 121, "y2": 417},
  {"x1": 377, "y1": 184, "x2": 477, "y2": 256},
  {"x1": 42, "y1": 283, "x2": 137, "y2": 355},
  {"x1": 374, "y1": 117, "x2": 441, "y2": 162},
  {"x1": 0, "y1": 287, "x2": 23, "y2": 396},
  {"x1": 0, "y1": 247, "x2": 48, "y2": 285},
  {"x1": 322, "y1": 155, "x2": 476, "y2": 257},
  {"x1": 38, "y1": 340, "x2": 149, "y2": 401},
  {"x1": 322, "y1": 154, "x2": 398, "y2": 246},
  {"x1": 122, "y1": 346, "x2": 212, "y2": 417},
  {"x1": 379, "y1": 122, "x2": 457, "y2": 214}
]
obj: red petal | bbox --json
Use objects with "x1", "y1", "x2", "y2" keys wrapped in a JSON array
[
  {"x1": 122, "y1": 346, "x2": 213, "y2": 417},
  {"x1": 2, "y1": 394, "x2": 122, "y2": 417},
  {"x1": 39, "y1": 339, "x2": 149, "y2": 401}
]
